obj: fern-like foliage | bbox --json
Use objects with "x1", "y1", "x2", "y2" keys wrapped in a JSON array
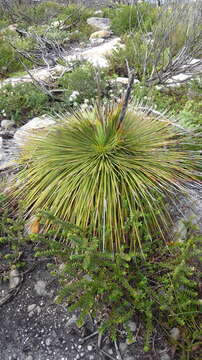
[{"x1": 33, "y1": 211, "x2": 202, "y2": 352}]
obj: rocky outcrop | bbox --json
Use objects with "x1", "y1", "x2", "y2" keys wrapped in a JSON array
[
  {"x1": 14, "y1": 114, "x2": 56, "y2": 147},
  {"x1": 87, "y1": 17, "x2": 110, "y2": 31}
]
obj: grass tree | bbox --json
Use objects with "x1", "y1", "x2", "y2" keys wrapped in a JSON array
[{"x1": 13, "y1": 93, "x2": 200, "y2": 252}]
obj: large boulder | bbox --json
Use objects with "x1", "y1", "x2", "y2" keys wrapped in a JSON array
[
  {"x1": 87, "y1": 17, "x2": 111, "y2": 31},
  {"x1": 14, "y1": 115, "x2": 56, "y2": 147},
  {"x1": 66, "y1": 37, "x2": 123, "y2": 68}
]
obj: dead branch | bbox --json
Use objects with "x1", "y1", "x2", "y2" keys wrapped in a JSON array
[{"x1": 117, "y1": 68, "x2": 135, "y2": 128}]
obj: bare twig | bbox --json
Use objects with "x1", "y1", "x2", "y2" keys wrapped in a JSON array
[
  {"x1": 99, "y1": 349, "x2": 116, "y2": 360},
  {"x1": 114, "y1": 340, "x2": 123, "y2": 360},
  {"x1": 117, "y1": 69, "x2": 135, "y2": 128}
]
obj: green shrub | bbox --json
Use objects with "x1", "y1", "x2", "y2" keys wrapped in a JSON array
[
  {"x1": 106, "y1": 4, "x2": 158, "y2": 35},
  {"x1": 179, "y1": 100, "x2": 202, "y2": 128},
  {"x1": 0, "y1": 19, "x2": 9, "y2": 30},
  {"x1": 13, "y1": 104, "x2": 200, "y2": 252},
  {"x1": 58, "y1": 63, "x2": 106, "y2": 105},
  {"x1": 108, "y1": 2, "x2": 201, "y2": 84},
  {"x1": 0, "y1": 83, "x2": 49, "y2": 124},
  {"x1": 0, "y1": 193, "x2": 26, "y2": 269},
  {"x1": 0, "y1": 35, "x2": 34, "y2": 77},
  {"x1": 132, "y1": 80, "x2": 202, "y2": 128},
  {"x1": 56, "y1": 5, "x2": 93, "y2": 41},
  {"x1": 57, "y1": 5, "x2": 92, "y2": 27},
  {"x1": 4, "y1": 1, "x2": 65, "y2": 27},
  {"x1": 108, "y1": 32, "x2": 155, "y2": 78},
  {"x1": 34, "y1": 212, "x2": 202, "y2": 355},
  {"x1": 32, "y1": 1, "x2": 65, "y2": 24}
]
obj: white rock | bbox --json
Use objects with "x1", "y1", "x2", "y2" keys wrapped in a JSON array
[
  {"x1": 115, "y1": 77, "x2": 129, "y2": 85},
  {"x1": 90, "y1": 30, "x2": 111, "y2": 40},
  {"x1": 1, "y1": 120, "x2": 15, "y2": 130},
  {"x1": 45, "y1": 338, "x2": 51, "y2": 346},
  {"x1": 34, "y1": 280, "x2": 48, "y2": 296},
  {"x1": 87, "y1": 345, "x2": 93, "y2": 351},
  {"x1": 127, "y1": 320, "x2": 137, "y2": 332},
  {"x1": 26, "y1": 356, "x2": 33, "y2": 360},
  {"x1": 173, "y1": 219, "x2": 187, "y2": 242},
  {"x1": 170, "y1": 327, "x2": 180, "y2": 341},
  {"x1": 160, "y1": 354, "x2": 171, "y2": 360},
  {"x1": 83, "y1": 274, "x2": 93, "y2": 282},
  {"x1": 94, "y1": 10, "x2": 102, "y2": 16},
  {"x1": 90, "y1": 38, "x2": 105, "y2": 46},
  {"x1": 87, "y1": 17, "x2": 111, "y2": 31},
  {"x1": 14, "y1": 114, "x2": 56, "y2": 147},
  {"x1": 27, "y1": 304, "x2": 36, "y2": 313},
  {"x1": 9, "y1": 269, "x2": 20, "y2": 289},
  {"x1": 7, "y1": 23, "x2": 18, "y2": 31},
  {"x1": 119, "y1": 342, "x2": 128, "y2": 352},
  {"x1": 66, "y1": 314, "x2": 78, "y2": 327},
  {"x1": 51, "y1": 20, "x2": 61, "y2": 28},
  {"x1": 117, "y1": 77, "x2": 140, "y2": 85},
  {"x1": 81, "y1": 37, "x2": 122, "y2": 68},
  {"x1": 0, "y1": 159, "x2": 16, "y2": 170}
]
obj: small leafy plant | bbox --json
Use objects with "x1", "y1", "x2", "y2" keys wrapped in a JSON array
[
  {"x1": 58, "y1": 63, "x2": 106, "y2": 105},
  {"x1": 104, "y1": 3, "x2": 157, "y2": 36},
  {"x1": 0, "y1": 83, "x2": 49, "y2": 124},
  {"x1": 33, "y1": 211, "x2": 202, "y2": 355},
  {"x1": 0, "y1": 193, "x2": 27, "y2": 271}
]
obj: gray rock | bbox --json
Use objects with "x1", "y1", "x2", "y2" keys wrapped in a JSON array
[
  {"x1": 34, "y1": 280, "x2": 48, "y2": 296},
  {"x1": 45, "y1": 337, "x2": 51, "y2": 346},
  {"x1": 66, "y1": 314, "x2": 78, "y2": 327},
  {"x1": 9, "y1": 269, "x2": 20, "y2": 289},
  {"x1": 90, "y1": 30, "x2": 111, "y2": 40},
  {"x1": 87, "y1": 17, "x2": 111, "y2": 31},
  {"x1": 0, "y1": 136, "x2": 2, "y2": 148},
  {"x1": 90, "y1": 38, "x2": 105, "y2": 45},
  {"x1": 26, "y1": 356, "x2": 33, "y2": 360},
  {"x1": 173, "y1": 219, "x2": 187, "y2": 241},
  {"x1": 14, "y1": 114, "x2": 56, "y2": 147},
  {"x1": 119, "y1": 342, "x2": 128, "y2": 353},
  {"x1": 94, "y1": 10, "x2": 102, "y2": 16},
  {"x1": 160, "y1": 354, "x2": 171, "y2": 360},
  {"x1": 27, "y1": 304, "x2": 37, "y2": 313},
  {"x1": 127, "y1": 321, "x2": 137, "y2": 332},
  {"x1": 1, "y1": 120, "x2": 15, "y2": 130}
]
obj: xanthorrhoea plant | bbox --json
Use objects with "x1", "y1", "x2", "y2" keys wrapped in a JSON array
[{"x1": 14, "y1": 103, "x2": 200, "y2": 252}]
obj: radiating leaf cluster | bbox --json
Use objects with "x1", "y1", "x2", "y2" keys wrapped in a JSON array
[{"x1": 14, "y1": 104, "x2": 200, "y2": 251}]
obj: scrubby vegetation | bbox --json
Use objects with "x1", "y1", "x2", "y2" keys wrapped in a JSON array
[
  {"x1": 0, "y1": 83, "x2": 49, "y2": 124},
  {"x1": 0, "y1": 1, "x2": 201, "y2": 359}
]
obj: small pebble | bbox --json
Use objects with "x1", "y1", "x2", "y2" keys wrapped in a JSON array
[
  {"x1": 45, "y1": 338, "x2": 51, "y2": 346},
  {"x1": 27, "y1": 304, "x2": 36, "y2": 313}
]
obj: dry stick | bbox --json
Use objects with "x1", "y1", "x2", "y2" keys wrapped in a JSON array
[
  {"x1": 99, "y1": 349, "x2": 116, "y2": 360},
  {"x1": 114, "y1": 340, "x2": 123, "y2": 360},
  {"x1": 9, "y1": 41, "x2": 43, "y2": 67},
  {"x1": 17, "y1": 57, "x2": 55, "y2": 99},
  {"x1": 117, "y1": 70, "x2": 135, "y2": 129}
]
